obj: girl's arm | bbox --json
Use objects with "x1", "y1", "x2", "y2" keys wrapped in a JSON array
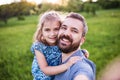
[{"x1": 35, "y1": 50, "x2": 80, "y2": 76}]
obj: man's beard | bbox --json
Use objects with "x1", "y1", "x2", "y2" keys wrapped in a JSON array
[{"x1": 58, "y1": 34, "x2": 80, "y2": 53}]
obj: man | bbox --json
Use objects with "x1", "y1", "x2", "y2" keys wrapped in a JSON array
[{"x1": 54, "y1": 12, "x2": 96, "y2": 80}]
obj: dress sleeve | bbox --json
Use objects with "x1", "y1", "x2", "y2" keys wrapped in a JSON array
[{"x1": 30, "y1": 42, "x2": 44, "y2": 55}]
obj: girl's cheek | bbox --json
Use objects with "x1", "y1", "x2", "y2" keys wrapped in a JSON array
[{"x1": 55, "y1": 31, "x2": 59, "y2": 35}]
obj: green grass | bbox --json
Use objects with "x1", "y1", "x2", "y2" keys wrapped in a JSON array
[
  {"x1": 0, "y1": 15, "x2": 38, "y2": 80},
  {"x1": 0, "y1": 9, "x2": 120, "y2": 80},
  {"x1": 82, "y1": 9, "x2": 120, "y2": 79}
]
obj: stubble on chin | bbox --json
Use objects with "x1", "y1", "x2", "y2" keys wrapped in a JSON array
[{"x1": 58, "y1": 40, "x2": 80, "y2": 54}]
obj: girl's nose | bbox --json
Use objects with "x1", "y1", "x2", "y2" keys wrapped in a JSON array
[{"x1": 50, "y1": 31, "x2": 56, "y2": 36}]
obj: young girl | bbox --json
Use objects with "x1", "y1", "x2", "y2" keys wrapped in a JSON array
[
  {"x1": 31, "y1": 11, "x2": 81, "y2": 80},
  {"x1": 31, "y1": 11, "x2": 89, "y2": 80}
]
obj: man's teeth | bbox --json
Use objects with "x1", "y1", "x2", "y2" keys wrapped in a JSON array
[{"x1": 63, "y1": 38, "x2": 69, "y2": 42}]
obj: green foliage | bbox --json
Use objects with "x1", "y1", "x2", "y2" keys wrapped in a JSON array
[
  {"x1": 0, "y1": 4, "x2": 13, "y2": 24},
  {"x1": 67, "y1": 0, "x2": 83, "y2": 12},
  {"x1": 81, "y1": 9, "x2": 120, "y2": 79},
  {"x1": 9, "y1": 2, "x2": 35, "y2": 16},
  {"x1": 0, "y1": 2, "x2": 35, "y2": 24},
  {"x1": 0, "y1": 9, "x2": 120, "y2": 80},
  {"x1": 83, "y1": 2, "x2": 100, "y2": 15},
  {"x1": 98, "y1": 0, "x2": 120, "y2": 9},
  {"x1": 36, "y1": 0, "x2": 84, "y2": 13},
  {"x1": 17, "y1": 16, "x2": 25, "y2": 20},
  {"x1": 38, "y1": 3, "x2": 64, "y2": 13},
  {"x1": 0, "y1": 15, "x2": 38, "y2": 80},
  {"x1": 39, "y1": 3, "x2": 56, "y2": 12}
]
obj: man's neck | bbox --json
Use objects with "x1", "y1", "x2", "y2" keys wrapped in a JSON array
[{"x1": 62, "y1": 48, "x2": 80, "y2": 62}]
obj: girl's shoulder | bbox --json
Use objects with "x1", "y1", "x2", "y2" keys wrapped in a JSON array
[
  {"x1": 33, "y1": 41, "x2": 59, "y2": 49},
  {"x1": 31, "y1": 42, "x2": 47, "y2": 54},
  {"x1": 31, "y1": 41, "x2": 60, "y2": 53},
  {"x1": 33, "y1": 41, "x2": 48, "y2": 48}
]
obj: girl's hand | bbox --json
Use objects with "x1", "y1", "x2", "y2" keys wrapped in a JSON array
[
  {"x1": 65, "y1": 56, "x2": 82, "y2": 68},
  {"x1": 82, "y1": 49, "x2": 89, "y2": 58}
]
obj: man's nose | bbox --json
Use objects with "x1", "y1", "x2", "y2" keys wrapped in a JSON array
[{"x1": 63, "y1": 29, "x2": 71, "y2": 37}]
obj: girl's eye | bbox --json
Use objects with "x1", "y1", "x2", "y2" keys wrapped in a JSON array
[
  {"x1": 54, "y1": 28, "x2": 59, "y2": 31},
  {"x1": 45, "y1": 28, "x2": 50, "y2": 31}
]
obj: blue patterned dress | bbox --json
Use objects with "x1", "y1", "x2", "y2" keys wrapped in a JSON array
[{"x1": 31, "y1": 42, "x2": 61, "y2": 80}]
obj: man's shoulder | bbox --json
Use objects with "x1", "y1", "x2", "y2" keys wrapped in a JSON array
[
  {"x1": 72, "y1": 58, "x2": 95, "y2": 69},
  {"x1": 71, "y1": 58, "x2": 96, "y2": 80},
  {"x1": 84, "y1": 58, "x2": 96, "y2": 69},
  {"x1": 70, "y1": 50, "x2": 96, "y2": 80},
  {"x1": 73, "y1": 50, "x2": 96, "y2": 69}
]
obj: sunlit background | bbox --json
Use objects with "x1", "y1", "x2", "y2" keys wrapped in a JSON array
[
  {"x1": 0, "y1": 0, "x2": 97, "y2": 5},
  {"x1": 0, "y1": 0, "x2": 120, "y2": 80}
]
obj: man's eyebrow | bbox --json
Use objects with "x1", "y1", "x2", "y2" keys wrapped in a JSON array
[
  {"x1": 61, "y1": 24, "x2": 67, "y2": 27},
  {"x1": 72, "y1": 27, "x2": 79, "y2": 31}
]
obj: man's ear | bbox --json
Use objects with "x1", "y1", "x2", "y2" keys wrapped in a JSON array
[{"x1": 80, "y1": 37, "x2": 85, "y2": 46}]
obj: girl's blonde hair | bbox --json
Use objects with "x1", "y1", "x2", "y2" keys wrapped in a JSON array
[{"x1": 33, "y1": 11, "x2": 61, "y2": 43}]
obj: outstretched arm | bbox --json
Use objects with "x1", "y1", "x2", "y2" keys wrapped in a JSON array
[
  {"x1": 35, "y1": 50, "x2": 80, "y2": 75},
  {"x1": 74, "y1": 75, "x2": 89, "y2": 80}
]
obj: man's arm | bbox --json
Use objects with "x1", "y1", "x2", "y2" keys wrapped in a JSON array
[
  {"x1": 74, "y1": 75, "x2": 89, "y2": 80},
  {"x1": 72, "y1": 60, "x2": 95, "y2": 80}
]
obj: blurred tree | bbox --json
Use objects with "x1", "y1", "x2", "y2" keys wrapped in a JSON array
[
  {"x1": 98, "y1": 0, "x2": 120, "y2": 9},
  {"x1": 38, "y1": 3, "x2": 64, "y2": 13},
  {"x1": 61, "y1": 0, "x2": 69, "y2": 6},
  {"x1": 67, "y1": 0, "x2": 83, "y2": 12},
  {"x1": 83, "y1": 2, "x2": 99, "y2": 15},
  {"x1": 21, "y1": 0, "x2": 27, "y2": 2},
  {"x1": 0, "y1": 5, "x2": 13, "y2": 24},
  {"x1": 0, "y1": 2, "x2": 35, "y2": 24}
]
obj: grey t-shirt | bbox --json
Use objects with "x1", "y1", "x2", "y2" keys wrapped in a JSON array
[{"x1": 54, "y1": 50, "x2": 96, "y2": 80}]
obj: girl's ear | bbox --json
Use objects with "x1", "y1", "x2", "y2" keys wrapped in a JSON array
[{"x1": 41, "y1": 35, "x2": 44, "y2": 41}]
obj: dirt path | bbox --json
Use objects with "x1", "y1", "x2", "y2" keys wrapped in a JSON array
[{"x1": 99, "y1": 57, "x2": 120, "y2": 80}]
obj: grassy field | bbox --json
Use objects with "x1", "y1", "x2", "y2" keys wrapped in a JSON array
[{"x1": 0, "y1": 9, "x2": 120, "y2": 80}]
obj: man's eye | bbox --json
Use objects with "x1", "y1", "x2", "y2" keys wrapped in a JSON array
[
  {"x1": 72, "y1": 30, "x2": 78, "y2": 33},
  {"x1": 60, "y1": 26, "x2": 66, "y2": 30}
]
